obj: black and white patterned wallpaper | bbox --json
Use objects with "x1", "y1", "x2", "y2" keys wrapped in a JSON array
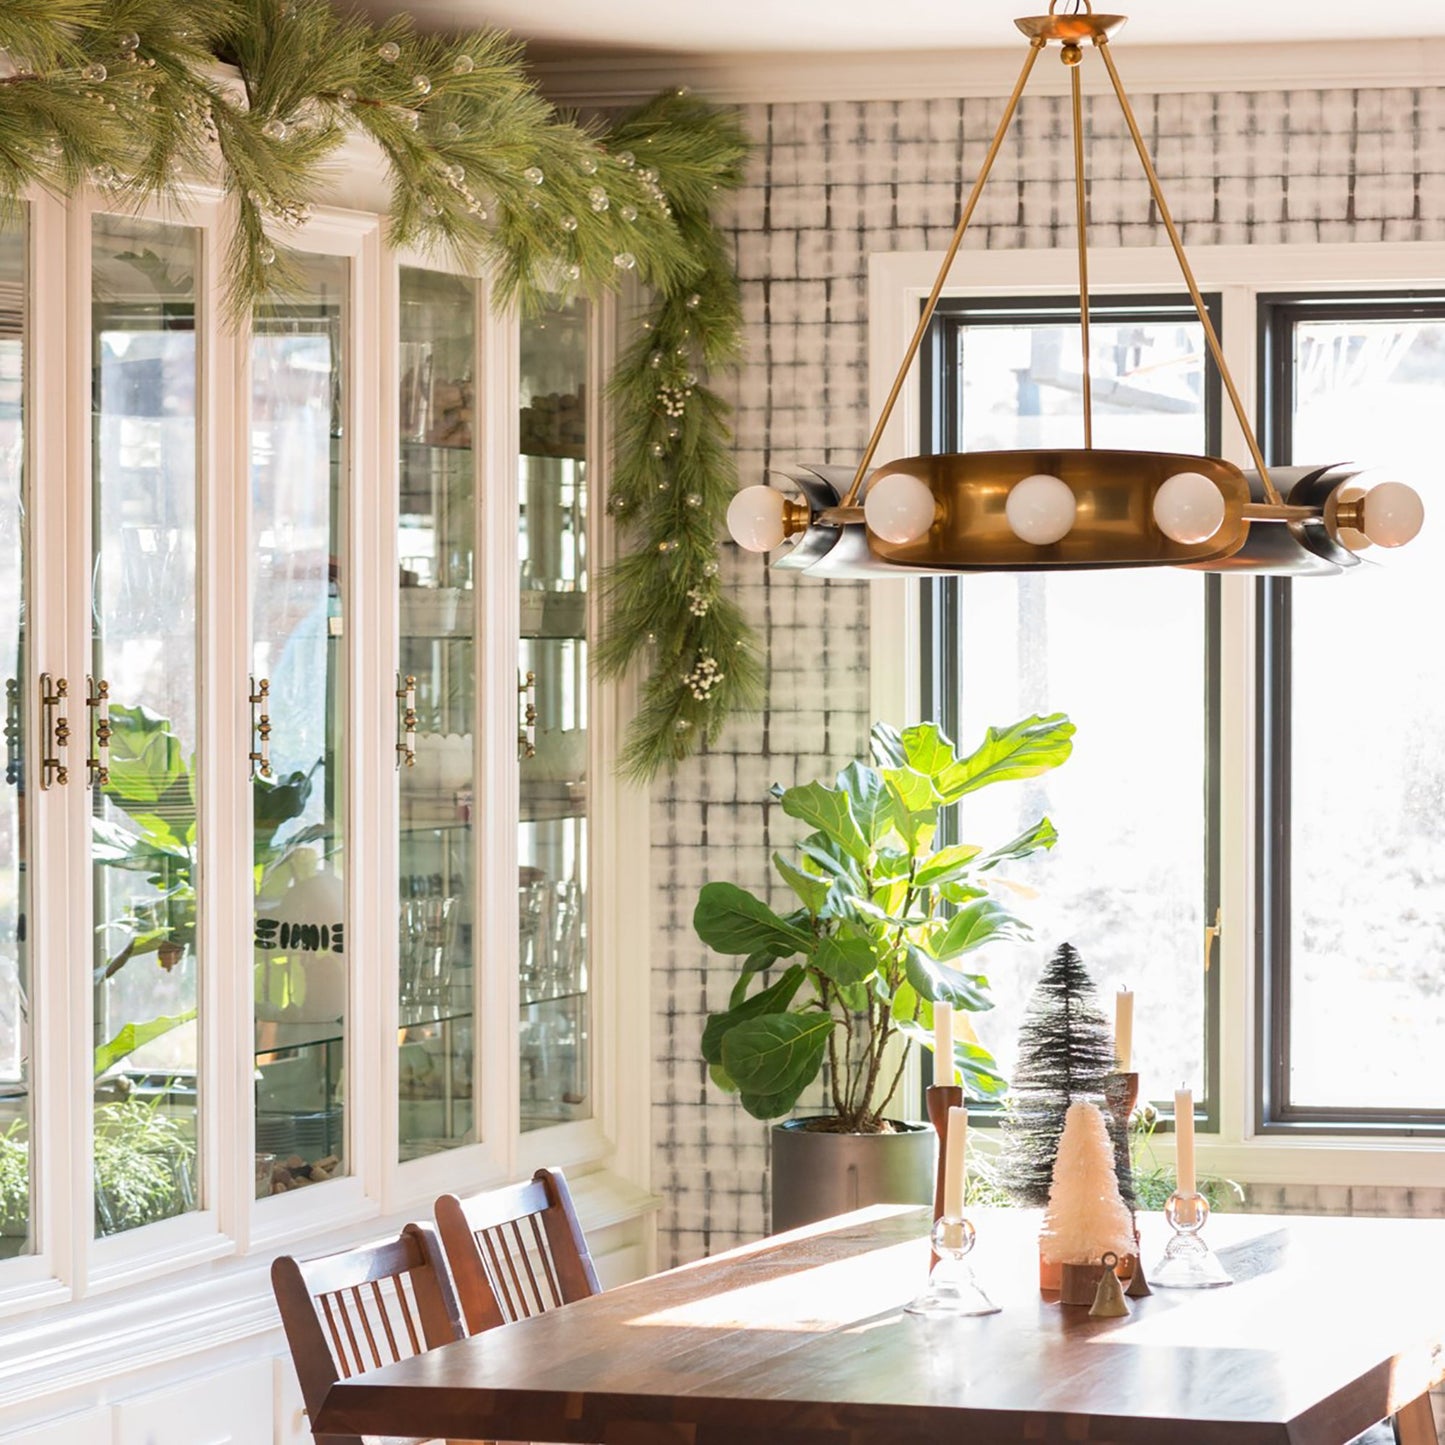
[{"x1": 649, "y1": 84, "x2": 1445, "y2": 1268}]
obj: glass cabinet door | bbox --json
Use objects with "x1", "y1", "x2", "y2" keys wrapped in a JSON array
[
  {"x1": 396, "y1": 267, "x2": 476, "y2": 1161},
  {"x1": 518, "y1": 299, "x2": 591, "y2": 1133},
  {"x1": 0, "y1": 220, "x2": 28, "y2": 1257},
  {"x1": 90, "y1": 215, "x2": 202, "y2": 1236},
  {"x1": 250, "y1": 253, "x2": 350, "y2": 1199}
]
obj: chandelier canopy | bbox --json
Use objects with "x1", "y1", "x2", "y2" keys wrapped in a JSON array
[{"x1": 726, "y1": 1, "x2": 1425, "y2": 578}]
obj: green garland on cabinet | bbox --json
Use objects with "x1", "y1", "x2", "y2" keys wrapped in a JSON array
[{"x1": 0, "y1": 0, "x2": 759, "y2": 779}]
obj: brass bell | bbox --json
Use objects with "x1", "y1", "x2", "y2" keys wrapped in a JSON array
[{"x1": 1089, "y1": 1251, "x2": 1131, "y2": 1319}]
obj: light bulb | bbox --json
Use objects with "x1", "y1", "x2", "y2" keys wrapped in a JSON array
[
  {"x1": 1361, "y1": 481, "x2": 1424, "y2": 548},
  {"x1": 1153, "y1": 470, "x2": 1226, "y2": 545},
  {"x1": 1005, "y1": 473, "x2": 1076, "y2": 546},
  {"x1": 864, "y1": 473, "x2": 936, "y2": 544},
  {"x1": 726, "y1": 485, "x2": 789, "y2": 552}
]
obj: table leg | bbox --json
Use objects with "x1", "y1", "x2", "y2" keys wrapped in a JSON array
[{"x1": 1394, "y1": 1391, "x2": 1438, "y2": 1445}]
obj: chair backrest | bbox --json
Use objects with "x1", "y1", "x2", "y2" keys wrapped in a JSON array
[
  {"x1": 271, "y1": 1220, "x2": 465, "y2": 1445},
  {"x1": 435, "y1": 1166, "x2": 602, "y2": 1336}
]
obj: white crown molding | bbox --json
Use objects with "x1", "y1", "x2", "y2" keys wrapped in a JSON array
[{"x1": 533, "y1": 34, "x2": 1445, "y2": 108}]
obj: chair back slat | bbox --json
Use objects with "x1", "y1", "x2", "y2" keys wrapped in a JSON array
[
  {"x1": 272, "y1": 1221, "x2": 464, "y2": 1445},
  {"x1": 436, "y1": 1167, "x2": 602, "y2": 1337}
]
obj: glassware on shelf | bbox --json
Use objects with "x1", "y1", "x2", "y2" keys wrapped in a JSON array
[{"x1": 400, "y1": 895, "x2": 458, "y2": 1008}]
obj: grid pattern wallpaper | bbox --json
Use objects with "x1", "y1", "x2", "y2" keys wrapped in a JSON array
[{"x1": 649, "y1": 83, "x2": 1445, "y2": 1268}]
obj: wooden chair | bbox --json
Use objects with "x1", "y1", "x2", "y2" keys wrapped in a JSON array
[
  {"x1": 271, "y1": 1220, "x2": 467, "y2": 1445},
  {"x1": 435, "y1": 1166, "x2": 601, "y2": 1336}
]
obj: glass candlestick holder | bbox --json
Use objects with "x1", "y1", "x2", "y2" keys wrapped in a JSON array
[
  {"x1": 1152, "y1": 1191, "x2": 1233, "y2": 1289},
  {"x1": 906, "y1": 1216, "x2": 1000, "y2": 1317}
]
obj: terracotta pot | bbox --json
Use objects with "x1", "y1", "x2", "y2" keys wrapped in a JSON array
[{"x1": 1059, "y1": 1261, "x2": 1109, "y2": 1307}]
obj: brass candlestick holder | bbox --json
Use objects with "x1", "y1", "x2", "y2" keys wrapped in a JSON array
[{"x1": 1152, "y1": 1191, "x2": 1233, "y2": 1289}]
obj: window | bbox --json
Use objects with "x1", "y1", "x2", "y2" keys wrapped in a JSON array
[
  {"x1": 1259, "y1": 293, "x2": 1445, "y2": 1130},
  {"x1": 914, "y1": 275, "x2": 1445, "y2": 1140},
  {"x1": 920, "y1": 296, "x2": 1221, "y2": 1115}
]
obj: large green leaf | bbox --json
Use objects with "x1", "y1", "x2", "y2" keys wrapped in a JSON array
[
  {"x1": 94, "y1": 1010, "x2": 197, "y2": 1078},
  {"x1": 773, "y1": 853, "x2": 831, "y2": 916},
  {"x1": 90, "y1": 817, "x2": 188, "y2": 869},
  {"x1": 913, "y1": 842, "x2": 983, "y2": 888},
  {"x1": 882, "y1": 767, "x2": 936, "y2": 851},
  {"x1": 778, "y1": 781, "x2": 869, "y2": 863},
  {"x1": 811, "y1": 935, "x2": 879, "y2": 988},
  {"x1": 869, "y1": 721, "x2": 906, "y2": 770},
  {"x1": 975, "y1": 816, "x2": 1059, "y2": 870},
  {"x1": 720, "y1": 1012, "x2": 832, "y2": 1101},
  {"x1": 928, "y1": 897, "x2": 1023, "y2": 960},
  {"x1": 104, "y1": 705, "x2": 188, "y2": 809},
  {"x1": 702, "y1": 964, "x2": 807, "y2": 1064},
  {"x1": 898, "y1": 722, "x2": 958, "y2": 784},
  {"x1": 935, "y1": 714, "x2": 1075, "y2": 802},
  {"x1": 834, "y1": 762, "x2": 892, "y2": 847},
  {"x1": 904, "y1": 947, "x2": 993, "y2": 1010},
  {"x1": 693, "y1": 882, "x2": 814, "y2": 957}
]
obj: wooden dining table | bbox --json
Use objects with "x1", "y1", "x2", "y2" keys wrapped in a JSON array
[{"x1": 313, "y1": 1204, "x2": 1445, "y2": 1445}]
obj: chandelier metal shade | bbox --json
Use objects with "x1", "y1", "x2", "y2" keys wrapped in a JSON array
[{"x1": 725, "y1": 1, "x2": 1425, "y2": 578}]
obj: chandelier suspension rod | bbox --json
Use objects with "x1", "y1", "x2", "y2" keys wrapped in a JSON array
[
  {"x1": 842, "y1": 36, "x2": 1047, "y2": 509},
  {"x1": 1094, "y1": 36, "x2": 1282, "y2": 505},
  {"x1": 1069, "y1": 55, "x2": 1093, "y2": 449}
]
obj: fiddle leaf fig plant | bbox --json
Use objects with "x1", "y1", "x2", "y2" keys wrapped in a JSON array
[{"x1": 695, "y1": 716, "x2": 1075, "y2": 1133}]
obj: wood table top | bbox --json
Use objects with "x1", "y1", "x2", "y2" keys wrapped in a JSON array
[{"x1": 314, "y1": 1205, "x2": 1445, "y2": 1445}]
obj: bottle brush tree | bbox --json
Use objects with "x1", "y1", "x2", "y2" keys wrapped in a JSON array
[
  {"x1": 1002, "y1": 942, "x2": 1135, "y2": 1208},
  {"x1": 1040, "y1": 1100, "x2": 1136, "y2": 1267}
]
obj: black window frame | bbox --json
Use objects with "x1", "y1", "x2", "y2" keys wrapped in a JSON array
[
  {"x1": 918, "y1": 292, "x2": 1225, "y2": 1128},
  {"x1": 1256, "y1": 289, "x2": 1445, "y2": 1136}
]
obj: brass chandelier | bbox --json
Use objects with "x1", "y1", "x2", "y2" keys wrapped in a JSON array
[{"x1": 726, "y1": 1, "x2": 1425, "y2": 577}]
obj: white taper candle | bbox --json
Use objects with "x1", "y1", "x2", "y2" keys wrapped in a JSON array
[
  {"x1": 1115, "y1": 987, "x2": 1134, "y2": 1072},
  {"x1": 933, "y1": 1000, "x2": 953, "y2": 1088},
  {"x1": 1174, "y1": 1087, "x2": 1196, "y2": 1199},
  {"x1": 943, "y1": 1104, "x2": 968, "y2": 1218}
]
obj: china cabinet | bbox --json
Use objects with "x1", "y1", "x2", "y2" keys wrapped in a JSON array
[{"x1": 0, "y1": 180, "x2": 652, "y2": 1442}]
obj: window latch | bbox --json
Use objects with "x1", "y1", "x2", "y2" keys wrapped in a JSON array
[{"x1": 1204, "y1": 906, "x2": 1221, "y2": 972}]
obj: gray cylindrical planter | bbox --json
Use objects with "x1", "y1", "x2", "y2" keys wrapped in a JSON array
[{"x1": 770, "y1": 1118, "x2": 934, "y2": 1234}]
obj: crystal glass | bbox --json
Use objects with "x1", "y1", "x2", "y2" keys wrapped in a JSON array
[
  {"x1": 906, "y1": 1217, "x2": 1000, "y2": 1317},
  {"x1": 519, "y1": 298, "x2": 591, "y2": 1132},
  {"x1": 90, "y1": 214, "x2": 201, "y2": 1236},
  {"x1": 0, "y1": 219, "x2": 29, "y2": 1258},
  {"x1": 1151, "y1": 1191, "x2": 1232, "y2": 1289},
  {"x1": 251, "y1": 250, "x2": 350, "y2": 1184},
  {"x1": 396, "y1": 267, "x2": 477, "y2": 1160}
]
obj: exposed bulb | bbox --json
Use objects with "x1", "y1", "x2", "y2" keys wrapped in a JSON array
[
  {"x1": 1361, "y1": 481, "x2": 1424, "y2": 548},
  {"x1": 1153, "y1": 470, "x2": 1226, "y2": 545},
  {"x1": 726, "y1": 485, "x2": 790, "y2": 552},
  {"x1": 863, "y1": 473, "x2": 935, "y2": 545},
  {"x1": 1005, "y1": 473, "x2": 1076, "y2": 546}
]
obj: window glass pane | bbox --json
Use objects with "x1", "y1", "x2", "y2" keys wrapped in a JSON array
[
  {"x1": 519, "y1": 300, "x2": 590, "y2": 1132},
  {"x1": 0, "y1": 219, "x2": 29, "y2": 1257},
  {"x1": 91, "y1": 215, "x2": 200, "y2": 1235},
  {"x1": 1286, "y1": 312, "x2": 1445, "y2": 1109},
  {"x1": 251, "y1": 253, "x2": 350, "y2": 1196},
  {"x1": 397, "y1": 266, "x2": 476, "y2": 1161},
  {"x1": 941, "y1": 309, "x2": 1211, "y2": 1096}
]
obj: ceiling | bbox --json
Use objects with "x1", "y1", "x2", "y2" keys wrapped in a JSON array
[{"x1": 361, "y1": 1, "x2": 1445, "y2": 55}]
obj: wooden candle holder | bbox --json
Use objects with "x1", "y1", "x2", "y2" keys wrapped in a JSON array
[{"x1": 926, "y1": 1083, "x2": 964, "y2": 1225}]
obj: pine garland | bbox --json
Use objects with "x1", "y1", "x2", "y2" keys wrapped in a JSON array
[{"x1": 0, "y1": 0, "x2": 759, "y2": 777}]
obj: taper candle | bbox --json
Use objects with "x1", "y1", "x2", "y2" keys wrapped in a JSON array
[
  {"x1": 1115, "y1": 987, "x2": 1134, "y2": 1072},
  {"x1": 943, "y1": 1105, "x2": 968, "y2": 1218},
  {"x1": 1174, "y1": 1087, "x2": 1196, "y2": 1198},
  {"x1": 933, "y1": 1000, "x2": 954, "y2": 1087}
]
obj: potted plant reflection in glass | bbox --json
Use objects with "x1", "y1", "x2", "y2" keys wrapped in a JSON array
[{"x1": 695, "y1": 716, "x2": 1073, "y2": 1231}]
